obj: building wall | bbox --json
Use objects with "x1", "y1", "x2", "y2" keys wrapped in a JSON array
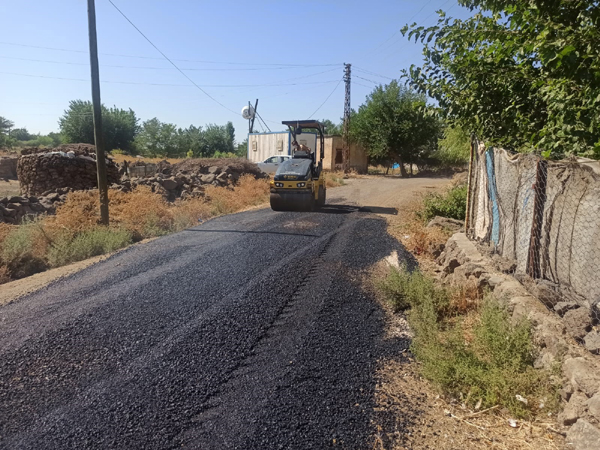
[
  {"x1": 247, "y1": 132, "x2": 318, "y2": 163},
  {"x1": 322, "y1": 136, "x2": 368, "y2": 173}
]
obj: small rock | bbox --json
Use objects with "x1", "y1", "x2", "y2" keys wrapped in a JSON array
[
  {"x1": 162, "y1": 178, "x2": 178, "y2": 191},
  {"x1": 558, "y1": 391, "x2": 587, "y2": 425},
  {"x1": 563, "y1": 308, "x2": 592, "y2": 341},
  {"x1": 426, "y1": 216, "x2": 464, "y2": 232},
  {"x1": 201, "y1": 174, "x2": 216, "y2": 184},
  {"x1": 564, "y1": 357, "x2": 600, "y2": 397},
  {"x1": 588, "y1": 393, "x2": 600, "y2": 422},
  {"x1": 491, "y1": 254, "x2": 517, "y2": 274},
  {"x1": 566, "y1": 419, "x2": 600, "y2": 450},
  {"x1": 8, "y1": 196, "x2": 24, "y2": 203},
  {"x1": 554, "y1": 301, "x2": 580, "y2": 316},
  {"x1": 533, "y1": 280, "x2": 561, "y2": 308},
  {"x1": 584, "y1": 331, "x2": 600, "y2": 355},
  {"x1": 207, "y1": 166, "x2": 220, "y2": 174}
]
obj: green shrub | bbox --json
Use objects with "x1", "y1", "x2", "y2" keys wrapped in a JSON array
[
  {"x1": 420, "y1": 184, "x2": 467, "y2": 222},
  {"x1": 379, "y1": 267, "x2": 559, "y2": 418},
  {"x1": 47, "y1": 227, "x2": 132, "y2": 267},
  {"x1": 1, "y1": 222, "x2": 47, "y2": 278}
]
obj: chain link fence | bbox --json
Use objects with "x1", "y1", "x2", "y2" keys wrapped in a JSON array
[{"x1": 466, "y1": 142, "x2": 600, "y2": 349}]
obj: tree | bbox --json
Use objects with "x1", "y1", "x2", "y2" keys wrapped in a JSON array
[
  {"x1": 236, "y1": 138, "x2": 248, "y2": 157},
  {"x1": 11, "y1": 128, "x2": 32, "y2": 141},
  {"x1": 351, "y1": 81, "x2": 442, "y2": 176},
  {"x1": 59, "y1": 100, "x2": 139, "y2": 152},
  {"x1": 320, "y1": 119, "x2": 343, "y2": 135},
  {"x1": 134, "y1": 118, "x2": 179, "y2": 157},
  {"x1": 402, "y1": 0, "x2": 600, "y2": 158},
  {"x1": 0, "y1": 116, "x2": 15, "y2": 148},
  {"x1": 225, "y1": 121, "x2": 235, "y2": 153},
  {"x1": 203, "y1": 124, "x2": 233, "y2": 157}
]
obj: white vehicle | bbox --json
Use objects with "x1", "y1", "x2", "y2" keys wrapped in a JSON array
[{"x1": 257, "y1": 155, "x2": 291, "y2": 174}]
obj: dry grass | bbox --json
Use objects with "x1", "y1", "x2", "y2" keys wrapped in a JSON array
[
  {"x1": 0, "y1": 176, "x2": 270, "y2": 284},
  {"x1": 373, "y1": 359, "x2": 564, "y2": 450},
  {"x1": 388, "y1": 197, "x2": 453, "y2": 259}
]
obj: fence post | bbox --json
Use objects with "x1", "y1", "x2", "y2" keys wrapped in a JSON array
[
  {"x1": 464, "y1": 134, "x2": 476, "y2": 234},
  {"x1": 526, "y1": 159, "x2": 548, "y2": 279}
]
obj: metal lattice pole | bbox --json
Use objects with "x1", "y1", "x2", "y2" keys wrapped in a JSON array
[{"x1": 342, "y1": 63, "x2": 351, "y2": 173}]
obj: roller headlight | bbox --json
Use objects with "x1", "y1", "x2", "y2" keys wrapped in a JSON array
[
  {"x1": 275, "y1": 182, "x2": 284, "y2": 188},
  {"x1": 297, "y1": 182, "x2": 306, "y2": 188}
]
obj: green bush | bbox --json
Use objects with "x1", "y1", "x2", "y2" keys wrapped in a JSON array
[
  {"x1": 47, "y1": 227, "x2": 133, "y2": 267},
  {"x1": 420, "y1": 184, "x2": 467, "y2": 222},
  {"x1": 1, "y1": 221, "x2": 48, "y2": 278},
  {"x1": 379, "y1": 267, "x2": 559, "y2": 418}
]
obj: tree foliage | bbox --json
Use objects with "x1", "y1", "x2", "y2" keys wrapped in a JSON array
[
  {"x1": 0, "y1": 116, "x2": 15, "y2": 148},
  {"x1": 59, "y1": 100, "x2": 139, "y2": 152},
  {"x1": 134, "y1": 119, "x2": 237, "y2": 158},
  {"x1": 402, "y1": 0, "x2": 600, "y2": 158},
  {"x1": 320, "y1": 119, "x2": 343, "y2": 135},
  {"x1": 351, "y1": 81, "x2": 442, "y2": 175}
]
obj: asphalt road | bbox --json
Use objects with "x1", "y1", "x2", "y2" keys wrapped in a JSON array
[{"x1": 0, "y1": 200, "x2": 415, "y2": 449}]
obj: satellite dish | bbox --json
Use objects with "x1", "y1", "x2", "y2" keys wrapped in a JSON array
[{"x1": 242, "y1": 105, "x2": 255, "y2": 120}]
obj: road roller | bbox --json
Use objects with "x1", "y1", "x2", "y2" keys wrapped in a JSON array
[{"x1": 270, "y1": 120, "x2": 326, "y2": 211}]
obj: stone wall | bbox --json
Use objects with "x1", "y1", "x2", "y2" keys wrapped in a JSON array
[
  {"x1": 437, "y1": 233, "x2": 600, "y2": 449},
  {"x1": 17, "y1": 147, "x2": 120, "y2": 196},
  {"x1": 0, "y1": 156, "x2": 18, "y2": 180},
  {"x1": 0, "y1": 195, "x2": 53, "y2": 224}
]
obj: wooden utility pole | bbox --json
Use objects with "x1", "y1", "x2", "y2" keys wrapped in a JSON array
[{"x1": 87, "y1": 0, "x2": 109, "y2": 225}]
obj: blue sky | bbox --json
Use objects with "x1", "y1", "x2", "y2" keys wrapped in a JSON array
[{"x1": 0, "y1": 0, "x2": 471, "y2": 142}]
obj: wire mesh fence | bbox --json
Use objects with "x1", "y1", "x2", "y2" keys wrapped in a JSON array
[{"x1": 466, "y1": 141, "x2": 600, "y2": 346}]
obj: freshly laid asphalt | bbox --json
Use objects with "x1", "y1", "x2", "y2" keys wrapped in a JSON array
[{"x1": 0, "y1": 201, "x2": 414, "y2": 449}]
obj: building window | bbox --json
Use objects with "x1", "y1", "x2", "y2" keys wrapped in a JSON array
[
  {"x1": 277, "y1": 140, "x2": 284, "y2": 152},
  {"x1": 252, "y1": 141, "x2": 258, "y2": 152},
  {"x1": 335, "y1": 148, "x2": 343, "y2": 164}
]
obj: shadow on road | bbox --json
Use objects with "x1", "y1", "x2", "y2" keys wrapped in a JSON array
[
  {"x1": 182, "y1": 229, "x2": 319, "y2": 238},
  {"x1": 316, "y1": 204, "x2": 399, "y2": 215}
]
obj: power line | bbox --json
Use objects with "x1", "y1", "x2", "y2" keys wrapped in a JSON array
[
  {"x1": 0, "y1": 40, "x2": 342, "y2": 67},
  {"x1": 255, "y1": 111, "x2": 271, "y2": 132},
  {"x1": 354, "y1": 67, "x2": 395, "y2": 80},
  {"x1": 107, "y1": 0, "x2": 238, "y2": 115},
  {"x1": 355, "y1": 75, "x2": 383, "y2": 85},
  {"x1": 382, "y1": 0, "x2": 455, "y2": 61},
  {"x1": 0, "y1": 55, "x2": 341, "y2": 72},
  {"x1": 0, "y1": 70, "x2": 341, "y2": 88},
  {"x1": 308, "y1": 78, "x2": 344, "y2": 119}
]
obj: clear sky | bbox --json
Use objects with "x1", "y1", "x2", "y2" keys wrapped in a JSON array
[{"x1": 0, "y1": 0, "x2": 471, "y2": 142}]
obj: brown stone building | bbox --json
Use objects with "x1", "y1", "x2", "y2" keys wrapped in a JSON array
[{"x1": 322, "y1": 135, "x2": 368, "y2": 173}]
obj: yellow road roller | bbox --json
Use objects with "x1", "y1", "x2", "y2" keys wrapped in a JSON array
[{"x1": 270, "y1": 120, "x2": 326, "y2": 211}]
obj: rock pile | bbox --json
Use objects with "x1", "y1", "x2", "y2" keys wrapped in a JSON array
[
  {"x1": 0, "y1": 195, "x2": 52, "y2": 224},
  {"x1": 17, "y1": 145, "x2": 120, "y2": 196},
  {"x1": 116, "y1": 158, "x2": 266, "y2": 202}
]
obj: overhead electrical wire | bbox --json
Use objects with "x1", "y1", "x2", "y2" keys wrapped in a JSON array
[
  {"x1": 354, "y1": 67, "x2": 395, "y2": 80},
  {"x1": 308, "y1": 78, "x2": 344, "y2": 119},
  {"x1": 0, "y1": 55, "x2": 341, "y2": 72},
  {"x1": 255, "y1": 111, "x2": 271, "y2": 132},
  {"x1": 107, "y1": 0, "x2": 240, "y2": 115},
  {"x1": 0, "y1": 71, "x2": 340, "y2": 88},
  {"x1": 0, "y1": 40, "x2": 341, "y2": 67}
]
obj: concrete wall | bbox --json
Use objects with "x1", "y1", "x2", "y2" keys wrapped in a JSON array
[{"x1": 322, "y1": 136, "x2": 368, "y2": 173}]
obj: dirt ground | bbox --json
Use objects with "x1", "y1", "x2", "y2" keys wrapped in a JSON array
[{"x1": 0, "y1": 179, "x2": 21, "y2": 198}]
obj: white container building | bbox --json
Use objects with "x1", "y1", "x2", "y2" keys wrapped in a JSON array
[{"x1": 247, "y1": 131, "x2": 317, "y2": 164}]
